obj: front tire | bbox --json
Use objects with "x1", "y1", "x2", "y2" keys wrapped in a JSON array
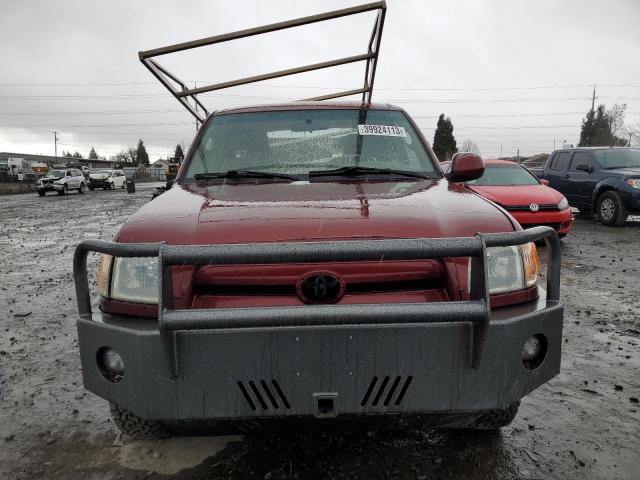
[
  {"x1": 597, "y1": 191, "x2": 627, "y2": 226},
  {"x1": 37, "y1": 191, "x2": 45, "y2": 197},
  {"x1": 58, "y1": 184, "x2": 68, "y2": 195},
  {"x1": 109, "y1": 404, "x2": 172, "y2": 440},
  {"x1": 78, "y1": 183, "x2": 85, "y2": 194},
  {"x1": 464, "y1": 402, "x2": 520, "y2": 430}
]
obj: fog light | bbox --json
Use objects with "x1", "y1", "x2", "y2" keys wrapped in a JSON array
[
  {"x1": 97, "y1": 347, "x2": 124, "y2": 383},
  {"x1": 522, "y1": 334, "x2": 547, "y2": 370}
]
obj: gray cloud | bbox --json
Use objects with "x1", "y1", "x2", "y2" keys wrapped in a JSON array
[{"x1": 1, "y1": 0, "x2": 639, "y2": 160}]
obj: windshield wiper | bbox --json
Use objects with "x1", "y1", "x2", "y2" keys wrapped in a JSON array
[
  {"x1": 308, "y1": 165, "x2": 431, "y2": 179},
  {"x1": 194, "y1": 170, "x2": 300, "y2": 181}
]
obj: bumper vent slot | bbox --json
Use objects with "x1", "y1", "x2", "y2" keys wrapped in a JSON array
[
  {"x1": 361, "y1": 375, "x2": 413, "y2": 407},
  {"x1": 238, "y1": 380, "x2": 290, "y2": 411}
]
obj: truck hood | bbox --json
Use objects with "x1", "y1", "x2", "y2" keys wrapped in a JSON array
[
  {"x1": 467, "y1": 184, "x2": 564, "y2": 206},
  {"x1": 605, "y1": 167, "x2": 640, "y2": 177},
  {"x1": 115, "y1": 179, "x2": 516, "y2": 244},
  {"x1": 89, "y1": 173, "x2": 110, "y2": 180}
]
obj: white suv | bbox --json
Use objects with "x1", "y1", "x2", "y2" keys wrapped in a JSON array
[
  {"x1": 37, "y1": 168, "x2": 86, "y2": 196},
  {"x1": 88, "y1": 169, "x2": 126, "y2": 190}
]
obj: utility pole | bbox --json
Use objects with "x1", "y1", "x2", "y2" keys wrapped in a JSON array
[
  {"x1": 591, "y1": 84, "x2": 597, "y2": 112},
  {"x1": 51, "y1": 131, "x2": 58, "y2": 159},
  {"x1": 500, "y1": 144, "x2": 503, "y2": 157},
  {"x1": 194, "y1": 82, "x2": 199, "y2": 133},
  {"x1": 517, "y1": 149, "x2": 520, "y2": 163},
  {"x1": 553, "y1": 139, "x2": 556, "y2": 150},
  {"x1": 630, "y1": 132, "x2": 633, "y2": 147}
]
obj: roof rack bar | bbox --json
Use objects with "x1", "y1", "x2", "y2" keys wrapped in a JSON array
[
  {"x1": 139, "y1": 2, "x2": 386, "y2": 59},
  {"x1": 143, "y1": 59, "x2": 207, "y2": 122},
  {"x1": 302, "y1": 87, "x2": 370, "y2": 102},
  {"x1": 147, "y1": 59, "x2": 210, "y2": 115},
  {"x1": 363, "y1": 6, "x2": 386, "y2": 104},
  {"x1": 138, "y1": 1, "x2": 386, "y2": 120},
  {"x1": 176, "y1": 53, "x2": 375, "y2": 98}
]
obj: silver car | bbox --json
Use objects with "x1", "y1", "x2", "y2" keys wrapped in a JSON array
[{"x1": 37, "y1": 168, "x2": 86, "y2": 196}]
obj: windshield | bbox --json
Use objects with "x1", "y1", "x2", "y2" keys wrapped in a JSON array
[
  {"x1": 185, "y1": 109, "x2": 437, "y2": 178},
  {"x1": 44, "y1": 170, "x2": 65, "y2": 178},
  {"x1": 467, "y1": 165, "x2": 540, "y2": 186},
  {"x1": 593, "y1": 149, "x2": 640, "y2": 169}
]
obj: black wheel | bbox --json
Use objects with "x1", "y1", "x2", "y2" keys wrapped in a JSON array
[
  {"x1": 78, "y1": 183, "x2": 85, "y2": 194},
  {"x1": 58, "y1": 184, "x2": 68, "y2": 195},
  {"x1": 89, "y1": 184, "x2": 94, "y2": 191},
  {"x1": 465, "y1": 402, "x2": 520, "y2": 430},
  {"x1": 37, "y1": 191, "x2": 45, "y2": 197},
  {"x1": 596, "y1": 191, "x2": 627, "y2": 226},
  {"x1": 109, "y1": 404, "x2": 172, "y2": 440}
]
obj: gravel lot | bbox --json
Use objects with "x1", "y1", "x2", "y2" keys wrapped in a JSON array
[{"x1": 1, "y1": 185, "x2": 638, "y2": 480}]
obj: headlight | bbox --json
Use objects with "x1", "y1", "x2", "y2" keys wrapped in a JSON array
[
  {"x1": 476, "y1": 242, "x2": 540, "y2": 294},
  {"x1": 627, "y1": 179, "x2": 640, "y2": 189},
  {"x1": 557, "y1": 197, "x2": 569, "y2": 210},
  {"x1": 37, "y1": 180, "x2": 42, "y2": 185},
  {"x1": 109, "y1": 257, "x2": 159, "y2": 303}
]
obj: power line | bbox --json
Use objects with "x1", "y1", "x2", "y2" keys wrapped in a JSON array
[{"x1": 1, "y1": 81, "x2": 640, "y2": 90}]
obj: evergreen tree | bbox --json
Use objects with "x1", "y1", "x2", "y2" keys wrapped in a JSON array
[
  {"x1": 173, "y1": 144, "x2": 184, "y2": 163},
  {"x1": 88, "y1": 147, "x2": 98, "y2": 159},
  {"x1": 578, "y1": 109, "x2": 597, "y2": 147},
  {"x1": 579, "y1": 104, "x2": 628, "y2": 147},
  {"x1": 433, "y1": 114, "x2": 458, "y2": 161},
  {"x1": 72, "y1": 151, "x2": 83, "y2": 158},
  {"x1": 136, "y1": 139, "x2": 150, "y2": 166},
  {"x1": 593, "y1": 105, "x2": 610, "y2": 146}
]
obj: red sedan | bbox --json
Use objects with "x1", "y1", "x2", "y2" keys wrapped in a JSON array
[{"x1": 443, "y1": 159, "x2": 573, "y2": 237}]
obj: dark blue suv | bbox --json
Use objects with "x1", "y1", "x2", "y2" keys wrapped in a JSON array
[{"x1": 534, "y1": 147, "x2": 640, "y2": 225}]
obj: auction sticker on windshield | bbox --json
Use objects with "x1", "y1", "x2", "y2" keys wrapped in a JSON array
[{"x1": 358, "y1": 124, "x2": 406, "y2": 137}]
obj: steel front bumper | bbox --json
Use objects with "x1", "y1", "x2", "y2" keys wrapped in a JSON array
[
  {"x1": 74, "y1": 226, "x2": 563, "y2": 424},
  {"x1": 78, "y1": 299, "x2": 562, "y2": 422}
]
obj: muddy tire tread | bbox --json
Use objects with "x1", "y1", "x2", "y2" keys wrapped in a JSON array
[
  {"x1": 467, "y1": 402, "x2": 520, "y2": 429},
  {"x1": 110, "y1": 403, "x2": 172, "y2": 440}
]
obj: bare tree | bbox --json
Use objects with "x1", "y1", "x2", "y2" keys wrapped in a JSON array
[
  {"x1": 460, "y1": 139, "x2": 481, "y2": 155},
  {"x1": 621, "y1": 120, "x2": 640, "y2": 147},
  {"x1": 608, "y1": 103, "x2": 627, "y2": 140}
]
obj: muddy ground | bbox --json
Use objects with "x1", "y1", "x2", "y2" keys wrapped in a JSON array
[{"x1": 0, "y1": 184, "x2": 638, "y2": 480}]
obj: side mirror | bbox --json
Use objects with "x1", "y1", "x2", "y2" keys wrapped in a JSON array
[
  {"x1": 539, "y1": 178, "x2": 550, "y2": 186},
  {"x1": 448, "y1": 153, "x2": 484, "y2": 183},
  {"x1": 575, "y1": 163, "x2": 592, "y2": 173}
]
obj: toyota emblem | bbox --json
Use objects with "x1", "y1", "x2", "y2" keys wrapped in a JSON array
[
  {"x1": 529, "y1": 203, "x2": 540, "y2": 212},
  {"x1": 297, "y1": 272, "x2": 344, "y2": 304}
]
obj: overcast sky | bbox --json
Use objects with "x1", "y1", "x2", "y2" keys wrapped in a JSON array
[{"x1": 1, "y1": 0, "x2": 639, "y2": 161}]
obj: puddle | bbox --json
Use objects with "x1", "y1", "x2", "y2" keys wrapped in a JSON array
[{"x1": 117, "y1": 435, "x2": 242, "y2": 475}]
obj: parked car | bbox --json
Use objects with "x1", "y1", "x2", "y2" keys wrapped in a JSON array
[
  {"x1": 88, "y1": 169, "x2": 126, "y2": 190},
  {"x1": 531, "y1": 147, "x2": 640, "y2": 225},
  {"x1": 37, "y1": 168, "x2": 86, "y2": 196},
  {"x1": 442, "y1": 159, "x2": 573, "y2": 238}
]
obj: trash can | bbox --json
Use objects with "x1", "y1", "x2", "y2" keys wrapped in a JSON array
[{"x1": 126, "y1": 178, "x2": 135, "y2": 193}]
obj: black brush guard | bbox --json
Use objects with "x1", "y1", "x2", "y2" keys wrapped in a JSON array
[{"x1": 74, "y1": 226, "x2": 561, "y2": 378}]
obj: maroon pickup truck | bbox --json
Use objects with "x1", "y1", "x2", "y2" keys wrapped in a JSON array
[{"x1": 74, "y1": 101, "x2": 563, "y2": 438}]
